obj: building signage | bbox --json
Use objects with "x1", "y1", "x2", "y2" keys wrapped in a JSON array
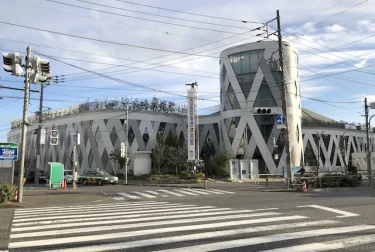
[
  {"x1": 187, "y1": 88, "x2": 196, "y2": 161},
  {"x1": 0, "y1": 143, "x2": 18, "y2": 161}
]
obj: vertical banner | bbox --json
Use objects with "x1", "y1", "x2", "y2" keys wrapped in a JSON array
[
  {"x1": 187, "y1": 88, "x2": 196, "y2": 161},
  {"x1": 40, "y1": 128, "x2": 46, "y2": 145}
]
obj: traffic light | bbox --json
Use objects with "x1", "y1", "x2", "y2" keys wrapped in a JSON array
[
  {"x1": 2, "y1": 52, "x2": 24, "y2": 76},
  {"x1": 254, "y1": 108, "x2": 271, "y2": 114},
  {"x1": 50, "y1": 130, "x2": 59, "y2": 145},
  {"x1": 30, "y1": 57, "x2": 52, "y2": 83}
]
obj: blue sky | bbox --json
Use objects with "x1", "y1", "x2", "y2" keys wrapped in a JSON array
[{"x1": 0, "y1": 0, "x2": 375, "y2": 141}]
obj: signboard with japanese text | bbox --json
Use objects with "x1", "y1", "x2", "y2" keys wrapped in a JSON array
[
  {"x1": 0, "y1": 143, "x2": 18, "y2": 161},
  {"x1": 187, "y1": 88, "x2": 196, "y2": 161}
]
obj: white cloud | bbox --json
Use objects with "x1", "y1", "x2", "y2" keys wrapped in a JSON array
[
  {"x1": 325, "y1": 24, "x2": 345, "y2": 33},
  {"x1": 358, "y1": 20, "x2": 375, "y2": 31}
]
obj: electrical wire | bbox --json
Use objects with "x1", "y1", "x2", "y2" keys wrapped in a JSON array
[
  {"x1": 111, "y1": 0, "x2": 263, "y2": 24},
  {"x1": 4, "y1": 0, "x2": 211, "y2": 42},
  {"x1": 63, "y1": 0, "x2": 255, "y2": 30},
  {"x1": 38, "y1": 0, "x2": 260, "y2": 35}
]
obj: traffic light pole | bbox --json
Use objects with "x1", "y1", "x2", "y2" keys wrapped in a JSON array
[
  {"x1": 34, "y1": 83, "x2": 44, "y2": 186},
  {"x1": 18, "y1": 46, "x2": 32, "y2": 203},
  {"x1": 276, "y1": 10, "x2": 293, "y2": 187},
  {"x1": 72, "y1": 143, "x2": 77, "y2": 189},
  {"x1": 365, "y1": 98, "x2": 372, "y2": 186}
]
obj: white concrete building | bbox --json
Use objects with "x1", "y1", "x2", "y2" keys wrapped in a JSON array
[{"x1": 7, "y1": 41, "x2": 375, "y2": 176}]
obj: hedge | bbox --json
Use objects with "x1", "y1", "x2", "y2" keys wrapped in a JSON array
[{"x1": 0, "y1": 184, "x2": 15, "y2": 203}]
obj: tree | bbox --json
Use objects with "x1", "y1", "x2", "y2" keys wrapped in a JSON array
[
  {"x1": 215, "y1": 151, "x2": 231, "y2": 177},
  {"x1": 152, "y1": 132, "x2": 167, "y2": 174},
  {"x1": 110, "y1": 148, "x2": 127, "y2": 175}
]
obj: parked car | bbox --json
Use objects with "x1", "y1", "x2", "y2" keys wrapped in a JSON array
[
  {"x1": 64, "y1": 170, "x2": 80, "y2": 184},
  {"x1": 26, "y1": 170, "x2": 48, "y2": 184},
  {"x1": 78, "y1": 170, "x2": 118, "y2": 186}
]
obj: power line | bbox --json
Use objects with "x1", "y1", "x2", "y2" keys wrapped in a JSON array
[
  {"x1": 5, "y1": 0, "x2": 211, "y2": 42},
  {"x1": 111, "y1": 0, "x2": 263, "y2": 24},
  {"x1": 38, "y1": 0, "x2": 260, "y2": 35},
  {"x1": 298, "y1": 0, "x2": 369, "y2": 32},
  {"x1": 62, "y1": 0, "x2": 255, "y2": 30}
]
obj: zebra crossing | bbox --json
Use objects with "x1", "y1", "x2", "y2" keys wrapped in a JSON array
[
  {"x1": 112, "y1": 188, "x2": 235, "y2": 200},
  {"x1": 7, "y1": 201, "x2": 375, "y2": 251}
]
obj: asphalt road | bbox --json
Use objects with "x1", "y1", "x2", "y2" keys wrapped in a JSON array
[{"x1": 1, "y1": 183, "x2": 375, "y2": 251}]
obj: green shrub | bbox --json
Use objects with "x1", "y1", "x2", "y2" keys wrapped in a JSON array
[
  {"x1": 0, "y1": 184, "x2": 15, "y2": 203},
  {"x1": 179, "y1": 171, "x2": 193, "y2": 180},
  {"x1": 320, "y1": 174, "x2": 361, "y2": 188},
  {"x1": 194, "y1": 172, "x2": 205, "y2": 180}
]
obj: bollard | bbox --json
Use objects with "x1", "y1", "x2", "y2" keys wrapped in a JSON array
[{"x1": 266, "y1": 177, "x2": 269, "y2": 190}]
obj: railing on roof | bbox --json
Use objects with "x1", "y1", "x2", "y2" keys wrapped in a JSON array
[{"x1": 10, "y1": 98, "x2": 188, "y2": 130}]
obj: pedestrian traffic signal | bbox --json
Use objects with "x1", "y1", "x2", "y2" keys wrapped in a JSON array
[
  {"x1": 254, "y1": 108, "x2": 271, "y2": 114},
  {"x1": 2, "y1": 52, "x2": 24, "y2": 76},
  {"x1": 50, "y1": 130, "x2": 59, "y2": 145},
  {"x1": 270, "y1": 137, "x2": 276, "y2": 147}
]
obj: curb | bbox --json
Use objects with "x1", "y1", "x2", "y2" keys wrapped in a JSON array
[{"x1": 0, "y1": 202, "x2": 25, "y2": 209}]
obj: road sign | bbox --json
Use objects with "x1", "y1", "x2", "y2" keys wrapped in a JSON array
[
  {"x1": 275, "y1": 114, "x2": 287, "y2": 129},
  {"x1": 121, "y1": 142, "x2": 126, "y2": 158},
  {"x1": 40, "y1": 128, "x2": 46, "y2": 145},
  {"x1": 0, "y1": 143, "x2": 18, "y2": 161}
]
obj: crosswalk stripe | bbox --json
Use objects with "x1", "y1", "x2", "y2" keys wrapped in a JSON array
[
  {"x1": 144, "y1": 190, "x2": 169, "y2": 197},
  {"x1": 30, "y1": 220, "x2": 332, "y2": 252},
  {"x1": 117, "y1": 192, "x2": 141, "y2": 199},
  {"x1": 200, "y1": 189, "x2": 225, "y2": 194},
  {"x1": 262, "y1": 234, "x2": 375, "y2": 251},
  {"x1": 11, "y1": 210, "x2": 276, "y2": 232},
  {"x1": 175, "y1": 189, "x2": 198, "y2": 195},
  {"x1": 10, "y1": 212, "x2": 280, "y2": 239},
  {"x1": 12, "y1": 207, "x2": 225, "y2": 227},
  {"x1": 13, "y1": 201, "x2": 165, "y2": 213},
  {"x1": 132, "y1": 191, "x2": 157, "y2": 198},
  {"x1": 182, "y1": 188, "x2": 210, "y2": 195},
  {"x1": 159, "y1": 225, "x2": 375, "y2": 252},
  {"x1": 113, "y1": 197, "x2": 125, "y2": 200},
  {"x1": 12, "y1": 206, "x2": 216, "y2": 223},
  {"x1": 157, "y1": 189, "x2": 184, "y2": 196},
  {"x1": 209, "y1": 189, "x2": 235, "y2": 194},
  {"x1": 14, "y1": 203, "x2": 189, "y2": 217},
  {"x1": 8, "y1": 215, "x2": 307, "y2": 249}
]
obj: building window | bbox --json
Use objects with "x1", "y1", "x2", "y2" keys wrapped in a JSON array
[{"x1": 253, "y1": 78, "x2": 277, "y2": 107}]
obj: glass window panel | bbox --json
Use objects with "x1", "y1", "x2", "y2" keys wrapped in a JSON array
[{"x1": 253, "y1": 78, "x2": 277, "y2": 107}]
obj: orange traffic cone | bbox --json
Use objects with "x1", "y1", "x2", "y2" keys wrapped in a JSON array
[
  {"x1": 12, "y1": 188, "x2": 18, "y2": 202},
  {"x1": 302, "y1": 181, "x2": 308, "y2": 192},
  {"x1": 63, "y1": 180, "x2": 67, "y2": 189}
]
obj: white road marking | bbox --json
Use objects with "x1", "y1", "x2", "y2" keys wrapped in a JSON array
[
  {"x1": 13, "y1": 206, "x2": 216, "y2": 222},
  {"x1": 261, "y1": 234, "x2": 375, "y2": 251},
  {"x1": 10, "y1": 212, "x2": 280, "y2": 238},
  {"x1": 182, "y1": 188, "x2": 210, "y2": 195},
  {"x1": 201, "y1": 189, "x2": 225, "y2": 195},
  {"x1": 13, "y1": 203, "x2": 197, "y2": 219},
  {"x1": 209, "y1": 189, "x2": 235, "y2": 194},
  {"x1": 12, "y1": 207, "x2": 222, "y2": 227},
  {"x1": 11, "y1": 209, "x2": 260, "y2": 232},
  {"x1": 117, "y1": 192, "x2": 141, "y2": 199},
  {"x1": 175, "y1": 189, "x2": 198, "y2": 195},
  {"x1": 144, "y1": 190, "x2": 169, "y2": 197},
  {"x1": 250, "y1": 208, "x2": 280, "y2": 211},
  {"x1": 112, "y1": 197, "x2": 125, "y2": 200},
  {"x1": 14, "y1": 202, "x2": 175, "y2": 217},
  {"x1": 157, "y1": 189, "x2": 184, "y2": 196},
  {"x1": 132, "y1": 191, "x2": 157, "y2": 198},
  {"x1": 40, "y1": 220, "x2": 333, "y2": 252},
  {"x1": 13, "y1": 201, "x2": 164, "y2": 213},
  {"x1": 297, "y1": 205, "x2": 359, "y2": 218},
  {"x1": 8, "y1": 215, "x2": 307, "y2": 248},
  {"x1": 159, "y1": 225, "x2": 375, "y2": 252}
]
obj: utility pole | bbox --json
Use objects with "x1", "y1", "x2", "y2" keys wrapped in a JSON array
[
  {"x1": 125, "y1": 104, "x2": 128, "y2": 185},
  {"x1": 34, "y1": 83, "x2": 44, "y2": 186},
  {"x1": 276, "y1": 10, "x2": 293, "y2": 187},
  {"x1": 18, "y1": 46, "x2": 32, "y2": 203},
  {"x1": 365, "y1": 98, "x2": 372, "y2": 186}
]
